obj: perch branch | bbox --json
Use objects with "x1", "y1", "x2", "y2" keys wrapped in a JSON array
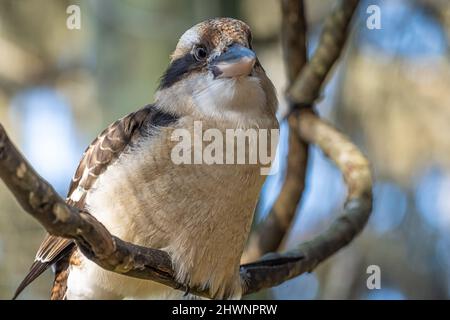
[
  {"x1": 244, "y1": 0, "x2": 360, "y2": 262},
  {"x1": 0, "y1": 124, "x2": 199, "y2": 295},
  {"x1": 0, "y1": 0, "x2": 370, "y2": 299}
]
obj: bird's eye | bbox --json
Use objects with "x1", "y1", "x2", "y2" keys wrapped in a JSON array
[{"x1": 193, "y1": 45, "x2": 208, "y2": 61}]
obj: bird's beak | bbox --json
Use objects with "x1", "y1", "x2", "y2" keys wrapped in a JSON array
[{"x1": 209, "y1": 44, "x2": 256, "y2": 79}]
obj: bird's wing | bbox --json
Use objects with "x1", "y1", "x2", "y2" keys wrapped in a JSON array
[{"x1": 14, "y1": 104, "x2": 178, "y2": 299}]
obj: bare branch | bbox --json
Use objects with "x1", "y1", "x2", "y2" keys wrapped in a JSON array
[
  {"x1": 282, "y1": 0, "x2": 308, "y2": 83},
  {"x1": 0, "y1": 124, "x2": 199, "y2": 296},
  {"x1": 243, "y1": 109, "x2": 372, "y2": 294},
  {"x1": 243, "y1": 0, "x2": 369, "y2": 290},
  {"x1": 0, "y1": 0, "x2": 370, "y2": 300},
  {"x1": 0, "y1": 108, "x2": 372, "y2": 297},
  {"x1": 288, "y1": 0, "x2": 360, "y2": 106},
  {"x1": 244, "y1": 0, "x2": 361, "y2": 262},
  {"x1": 243, "y1": 0, "x2": 309, "y2": 263}
]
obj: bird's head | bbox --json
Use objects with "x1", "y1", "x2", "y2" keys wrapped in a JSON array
[{"x1": 156, "y1": 18, "x2": 278, "y2": 128}]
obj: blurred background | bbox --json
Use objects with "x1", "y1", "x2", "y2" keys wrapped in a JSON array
[{"x1": 0, "y1": 0, "x2": 449, "y2": 299}]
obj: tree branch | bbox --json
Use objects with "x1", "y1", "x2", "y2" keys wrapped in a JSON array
[
  {"x1": 281, "y1": 0, "x2": 308, "y2": 82},
  {"x1": 243, "y1": 0, "x2": 309, "y2": 263},
  {"x1": 0, "y1": 124, "x2": 197, "y2": 295},
  {"x1": 0, "y1": 107, "x2": 371, "y2": 297},
  {"x1": 243, "y1": 109, "x2": 372, "y2": 293},
  {"x1": 244, "y1": 0, "x2": 361, "y2": 263},
  {"x1": 288, "y1": 0, "x2": 359, "y2": 107},
  {"x1": 0, "y1": 0, "x2": 370, "y2": 299},
  {"x1": 243, "y1": 0, "x2": 368, "y2": 292}
]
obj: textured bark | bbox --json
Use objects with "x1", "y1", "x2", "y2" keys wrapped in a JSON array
[
  {"x1": 0, "y1": 107, "x2": 371, "y2": 298},
  {"x1": 0, "y1": 0, "x2": 371, "y2": 299},
  {"x1": 0, "y1": 124, "x2": 179, "y2": 293},
  {"x1": 281, "y1": 0, "x2": 308, "y2": 82},
  {"x1": 244, "y1": 0, "x2": 361, "y2": 263},
  {"x1": 243, "y1": 0, "x2": 309, "y2": 263},
  {"x1": 288, "y1": 0, "x2": 359, "y2": 106},
  {"x1": 242, "y1": 109, "x2": 372, "y2": 294}
]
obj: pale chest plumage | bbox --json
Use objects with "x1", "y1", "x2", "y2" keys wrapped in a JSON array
[
  {"x1": 66, "y1": 117, "x2": 268, "y2": 299},
  {"x1": 14, "y1": 17, "x2": 280, "y2": 301}
]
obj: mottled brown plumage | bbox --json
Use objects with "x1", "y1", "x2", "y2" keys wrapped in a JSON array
[
  {"x1": 15, "y1": 17, "x2": 278, "y2": 300},
  {"x1": 14, "y1": 105, "x2": 178, "y2": 299},
  {"x1": 171, "y1": 18, "x2": 251, "y2": 61}
]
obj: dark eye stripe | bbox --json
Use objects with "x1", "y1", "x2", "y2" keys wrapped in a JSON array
[{"x1": 158, "y1": 52, "x2": 206, "y2": 89}]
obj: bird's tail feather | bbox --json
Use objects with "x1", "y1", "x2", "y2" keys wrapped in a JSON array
[{"x1": 13, "y1": 261, "x2": 51, "y2": 300}]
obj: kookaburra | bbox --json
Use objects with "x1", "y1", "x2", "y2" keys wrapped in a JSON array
[{"x1": 14, "y1": 17, "x2": 278, "y2": 300}]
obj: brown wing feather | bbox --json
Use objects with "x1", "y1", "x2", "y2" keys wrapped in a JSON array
[{"x1": 14, "y1": 105, "x2": 177, "y2": 299}]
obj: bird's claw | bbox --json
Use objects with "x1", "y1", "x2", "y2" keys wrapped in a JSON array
[
  {"x1": 183, "y1": 285, "x2": 191, "y2": 297},
  {"x1": 174, "y1": 282, "x2": 191, "y2": 297}
]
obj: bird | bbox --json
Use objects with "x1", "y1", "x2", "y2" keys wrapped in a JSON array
[{"x1": 14, "y1": 17, "x2": 278, "y2": 300}]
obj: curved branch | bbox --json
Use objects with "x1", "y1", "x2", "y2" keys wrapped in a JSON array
[
  {"x1": 244, "y1": 0, "x2": 361, "y2": 262},
  {"x1": 0, "y1": 124, "x2": 198, "y2": 295},
  {"x1": 288, "y1": 0, "x2": 360, "y2": 107},
  {"x1": 0, "y1": 0, "x2": 370, "y2": 300},
  {"x1": 242, "y1": 110, "x2": 372, "y2": 294},
  {"x1": 0, "y1": 108, "x2": 372, "y2": 297},
  {"x1": 243, "y1": 0, "x2": 309, "y2": 263},
  {"x1": 242, "y1": 0, "x2": 369, "y2": 292}
]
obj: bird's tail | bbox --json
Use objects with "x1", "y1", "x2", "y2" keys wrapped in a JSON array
[{"x1": 13, "y1": 260, "x2": 51, "y2": 300}]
